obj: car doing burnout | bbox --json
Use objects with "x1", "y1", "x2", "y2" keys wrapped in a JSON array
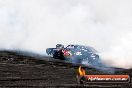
[{"x1": 46, "y1": 44, "x2": 102, "y2": 66}]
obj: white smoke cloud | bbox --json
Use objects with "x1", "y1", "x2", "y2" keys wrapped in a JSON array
[{"x1": 0, "y1": 0, "x2": 132, "y2": 68}]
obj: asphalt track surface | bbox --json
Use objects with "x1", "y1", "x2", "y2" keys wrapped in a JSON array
[{"x1": 0, "y1": 50, "x2": 131, "y2": 88}]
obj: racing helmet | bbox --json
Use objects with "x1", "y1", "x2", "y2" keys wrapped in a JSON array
[{"x1": 56, "y1": 44, "x2": 64, "y2": 49}]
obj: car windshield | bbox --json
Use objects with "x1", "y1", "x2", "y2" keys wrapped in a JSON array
[
  {"x1": 76, "y1": 45, "x2": 98, "y2": 53},
  {"x1": 65, "y1": 45, "x2": 98, "y2": 53},
  {"x1": 66, "y1": 45, "x2": 74, "y2": 48},
  {"x1": 65, "y1": 45, "x2": 77, "y2": 50}
]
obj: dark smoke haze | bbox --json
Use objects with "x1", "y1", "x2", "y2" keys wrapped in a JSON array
[{"x1": 0, "y1": 0, "x2": 132, "y2": 68}]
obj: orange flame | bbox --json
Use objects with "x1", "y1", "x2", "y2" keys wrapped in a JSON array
[{"x1": 78, "y1": 66, "x2": 86, "y2": 76}]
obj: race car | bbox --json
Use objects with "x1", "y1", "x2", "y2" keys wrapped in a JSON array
[{"x1": 46, "y1": 44, "x2": 102, "y2": 66}]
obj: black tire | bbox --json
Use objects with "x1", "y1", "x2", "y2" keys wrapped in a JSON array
[{"x1": 53, "y1": 50, "x2": 65, "y2": 60}]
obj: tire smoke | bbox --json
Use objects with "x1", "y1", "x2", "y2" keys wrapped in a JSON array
[{"x1": 0, "y1": 0, "x2": 132, "y2": 68}]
